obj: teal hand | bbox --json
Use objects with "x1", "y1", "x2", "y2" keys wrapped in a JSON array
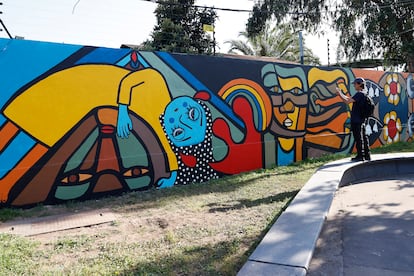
[
  {"x1": 117, "y1": 104, "x2": 132, "y2": 138},
  {"x1": 157, "y1": 171, "x2": 177, "y2": 188}
]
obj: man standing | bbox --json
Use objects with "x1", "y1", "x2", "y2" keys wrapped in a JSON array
[{"x1": 336, "y1": 77, "x2": 371, "y2": 161}]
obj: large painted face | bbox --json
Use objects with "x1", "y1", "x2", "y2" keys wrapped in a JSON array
[{"x1": 163, "y1": 96, "x2": 207, "y2": 147}]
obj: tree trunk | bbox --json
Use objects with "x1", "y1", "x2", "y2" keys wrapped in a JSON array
[{"x1": 407, "y1": 56, "x2": 414, "y2": 73}]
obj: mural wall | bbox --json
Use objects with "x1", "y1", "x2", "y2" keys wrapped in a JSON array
[{"x1": 0, "y1": 38, "x2": 413, "y2": 208}]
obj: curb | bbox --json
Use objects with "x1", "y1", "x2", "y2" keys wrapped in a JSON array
[{"x1": 237, "y1": 153, "x2": 414, "y2": 276}]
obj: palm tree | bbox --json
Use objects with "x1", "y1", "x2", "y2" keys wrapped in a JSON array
[{"x1": 226, "y1": 22, "x2": 320, "y2": 65}]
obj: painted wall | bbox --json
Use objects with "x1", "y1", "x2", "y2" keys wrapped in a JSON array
[{"x1": 0, "y1": 38, "x2": 413, "y2": 208}]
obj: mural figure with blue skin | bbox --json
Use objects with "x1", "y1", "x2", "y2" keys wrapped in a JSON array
[{"x1": 158, "y1": 96, "x2": 218, "y2": 187}]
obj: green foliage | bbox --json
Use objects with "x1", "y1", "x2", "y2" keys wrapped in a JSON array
[
  {"x1": 334, "y1": 0, "x2": 414, "y2": 70},
  {"x1": 0, "y1": 234, "x2": 40, "y2": 275},
  {"x1": 370, "y1": 141, "x2": 414, "y2": 153},
  {"x1": 0, "y1": 208, "x2": 23, "y2": 222},
  {"x1": 144, "y1": 0, "x2": 217, "y2": 54},
  {"x1": 247, "y1": 0, "x2": 414, "y2": 71},
  {"x1": 247, "y1": 0, "x2": 326, "y2": 35},
  {"x1": 53, "y1": 235, "x2": 93, "y2": 252},
  {"x1": 0, "y1": 205, "x2": 50, "y2": 222},
  {"x1": 226, "y1": 22, "x2": 320, "y2": 65}
]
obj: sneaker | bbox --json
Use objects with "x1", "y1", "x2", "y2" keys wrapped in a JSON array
[
  {"x1": 351, "y1": 156, "x2": 364, "y2": 162},
  {"x1": 364, "y1": 155, "x2": 371, "y2": 161}
]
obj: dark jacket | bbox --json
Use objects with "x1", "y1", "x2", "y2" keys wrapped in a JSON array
[{"x1": 351, "y1": 91, "x2": 365, "y2": 124}]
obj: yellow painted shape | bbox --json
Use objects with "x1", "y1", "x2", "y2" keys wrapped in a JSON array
[
  {"x1": 4, "y1": 65, "x2": 127, "y2": 146},
  {"x1": 279, "y1": 137, "x2": 295, "y2": 151},
  {"x1": 308, "y1": 68, "x2": 348, "y2": 88},
  {"x1": 4, "y1": 65, "x2": 177, "y2": 170},
  {"x1": 277, "y1": 76, "x2": 302, "y2": 91}
]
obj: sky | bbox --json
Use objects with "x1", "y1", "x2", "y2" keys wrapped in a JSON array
[{"x1": 0, "y1": 0, "x2": 337, "y2": 64}]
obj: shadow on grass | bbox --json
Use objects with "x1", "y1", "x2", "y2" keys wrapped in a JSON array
[
  {"x1": 118, "y1": 191, "x2": 302, "y2": 275},
  {"x1": 99, "y1": 167, "x2": 307, "y2": 212},
  {"x1": 205, "y1": 190, "x2": 299, "y2": 213},
  {"x1": 119, "y1": 237, "x2": 256, "y2": 276}
]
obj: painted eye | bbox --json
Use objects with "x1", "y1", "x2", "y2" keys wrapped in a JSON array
[
  {"x1": 172, "y1": 128, "x2": 184, "y2": 138},
  {"x1": 188, "y1": 107, "x2": 199, "y2": 121}
]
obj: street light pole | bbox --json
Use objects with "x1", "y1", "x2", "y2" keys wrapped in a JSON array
[
  {"x1": 327, "y1": 39, "x2": 330, "y2": 66},
  {"x1": 299, "y1": 31, "x2": 304, "y2": 64}
]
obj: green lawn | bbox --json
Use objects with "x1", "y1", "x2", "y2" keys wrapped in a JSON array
[{"x1": 0, "y1": 141, "x2": 412, "y2": 275}]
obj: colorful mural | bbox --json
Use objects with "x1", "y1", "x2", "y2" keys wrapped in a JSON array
[{"x1": 0, "y1": 38, "x2": 412, "y2": 207}]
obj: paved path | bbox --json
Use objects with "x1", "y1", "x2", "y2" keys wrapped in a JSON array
[
  {"x1": 238, "y1": 153, "x2": 414, "y2": 275},
  {"x1": 308, "y1": 176, "x2": 414, "y2": 275},
  {"x1": 0, "y1": 209, "x2": 116, "y2": 236}
]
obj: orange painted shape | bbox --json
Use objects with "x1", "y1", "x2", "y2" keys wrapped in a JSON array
[
  {"x1": 0, "y1": 121, "x2": 19, "y2": 152},
  {"x1": 305, "y1": 132, "x2": 343, "y2": 149},
  {"x1": 315, "y1": 97, "x2": 343, "y2": 108},
  {"x1": 0, "y1": 144, "x2": 48, "y2": 202},
  {"x1": 295, "y1": 138, "x2": 304, "y2": 162},
  {"x1": 308, "y1": 113, "x2": 349, "y2": 133},
  {"x1": 123, "y1": 167, "x2": 149, "y2": 177},
  {"x1": 351, "y1": 69, "x2": 383, "y2": 83},
  {"x1": 97, "y1": 108, "x2": 117, "y2": 126},
  {"x1": 61, "y1": 173, "x2": 93, "y2": 184}
]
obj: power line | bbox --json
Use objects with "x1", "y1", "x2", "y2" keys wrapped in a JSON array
[
  {"x1": 72, "y1": 0, "x2": 81, "y2": 14},
  {"x1": 0, "y1": 2, "x2": 13, "y2": 38},
  {"x1": 0, "y1": 20, "x2": 12, "y2": 38},
  {"x1": 137, "y1": 0, "x2": 252, "y2": 12}
]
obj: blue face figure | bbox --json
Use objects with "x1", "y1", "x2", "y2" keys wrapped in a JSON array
[{"x1": 163, "y1": 96, "x2": 207, "y2": 147}]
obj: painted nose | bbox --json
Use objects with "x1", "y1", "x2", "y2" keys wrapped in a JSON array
[
  {"x1": 179, "y1": 115, "x2": 192, "y2": 129},
  {"x1": 280, "y1": 101, "x2": 295, "y2": 113}
]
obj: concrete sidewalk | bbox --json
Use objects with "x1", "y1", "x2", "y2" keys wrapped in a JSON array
[
  {"x1": 308, "y1": 176, "x2": 414, "y2": 275},
  {"x1": 238, "y1": 153, "x2": 414, "y2": 276}
]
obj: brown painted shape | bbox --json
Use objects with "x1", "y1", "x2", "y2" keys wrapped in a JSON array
[
  {"x1": 93, "y1": 174, "x2": 123, "y2": 193},
  {"x1": 11, "y1": 115, "x2": 97, "y2": 206},
  {"x1": 11, "y1": 107, "x2": 170, "y2": 206},
  {"x1": 96, "y1": 136, "x2": 120, "y2": 172},
  {"x1": 0, "y1": 144, "x2": 48, "y2": 203}
]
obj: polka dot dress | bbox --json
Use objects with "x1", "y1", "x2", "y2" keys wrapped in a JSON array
[{"x1": 161, "y1": 101, "x2": 219, "y2": 185}]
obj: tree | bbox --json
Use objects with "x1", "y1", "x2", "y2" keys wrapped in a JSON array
[
  {"x1": 226, "y1": 22, "x2": 320, "y2": 65},
  {"x1": 143, "y1": 0, "x2": 217, "y2": 54},
  {"x1": 247, "y1": 0, "x2": 414, "y2": 72}
]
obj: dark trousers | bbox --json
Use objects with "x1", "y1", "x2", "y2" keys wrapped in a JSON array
[{"x1": 351, "y1": 122, "x2": 370, "y2": 158}]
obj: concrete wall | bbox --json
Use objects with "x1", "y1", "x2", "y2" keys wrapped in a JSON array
[{"x1": 0, "y1": 38, "x2": 412, "y2": 207}]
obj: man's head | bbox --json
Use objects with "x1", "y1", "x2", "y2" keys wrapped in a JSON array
[{"x1": 353, "y1": 77, "x2": 365, "y2": 90}]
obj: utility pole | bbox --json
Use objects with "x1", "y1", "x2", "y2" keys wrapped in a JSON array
[
  {"x1": 213, "y1": 23, "x2": 216, "y2": 56},
  {"x1": 299, "y1": 31, "x2": 304, "y2": 64},
  {"x1": 327, "y1": 39, "x2": 330, "y2": 66}
]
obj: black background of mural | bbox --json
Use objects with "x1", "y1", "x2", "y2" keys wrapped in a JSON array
[{"x1": 171, "y1": 54, "x2": 266, "y2": 92}]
